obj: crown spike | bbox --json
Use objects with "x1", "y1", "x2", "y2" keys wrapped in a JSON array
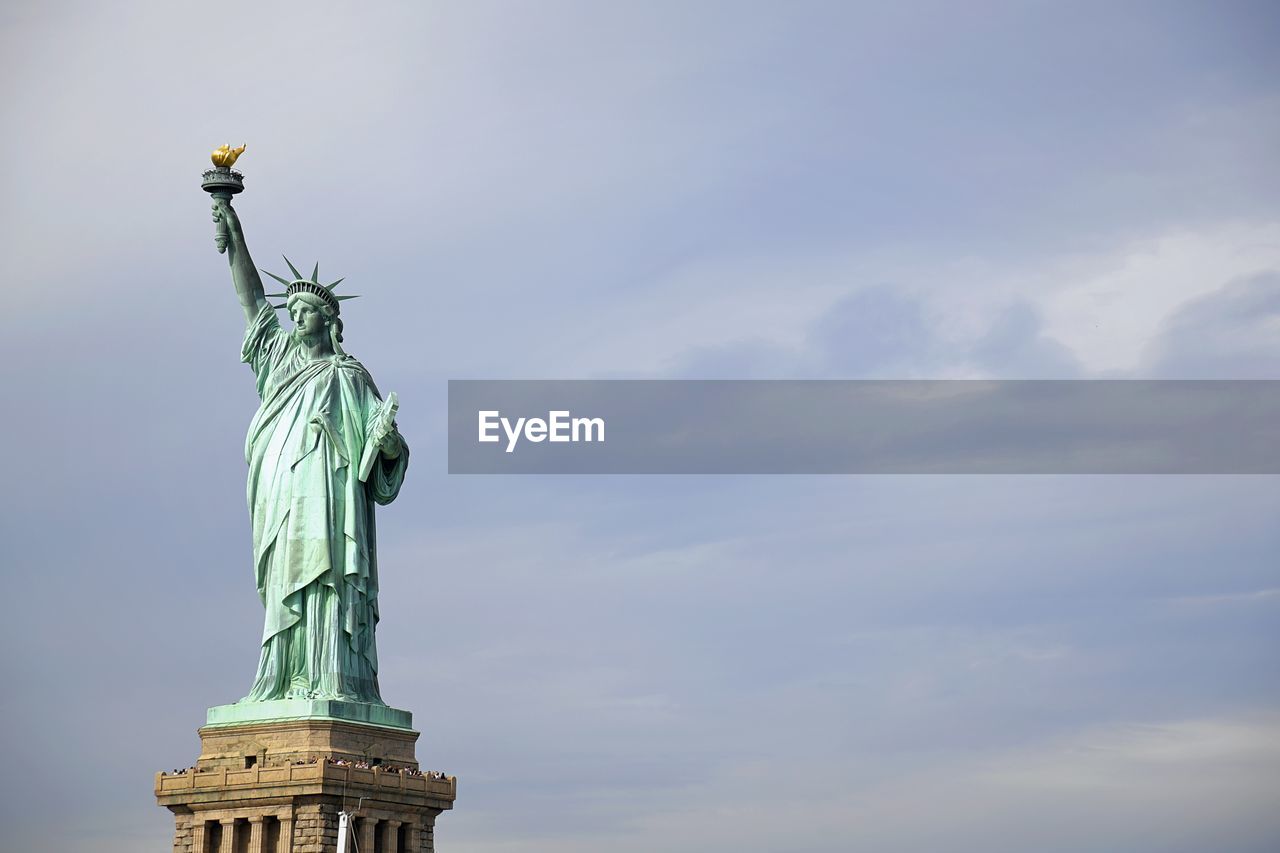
[
  {"x1": 262, "y1": 264, "x2": 358, "y2": 315},
  {"x1": 336, "y1": 294, "x2": 360, "y2": 301},
  {"x1": 326, "y1": 278, "x2": 345, "y2": 290}
]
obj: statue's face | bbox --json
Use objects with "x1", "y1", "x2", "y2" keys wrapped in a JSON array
[{"x1": 289, "y1": 300, "x2": 327, "y2": 338}]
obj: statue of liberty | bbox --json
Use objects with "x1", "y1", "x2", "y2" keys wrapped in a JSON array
[{"x1": 210, "y1": 192, "x2": 408, "y2": 706}]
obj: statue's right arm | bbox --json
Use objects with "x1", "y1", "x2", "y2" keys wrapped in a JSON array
[{"x1": 213, "y1": 199, "x2": 269, "y2": 324}]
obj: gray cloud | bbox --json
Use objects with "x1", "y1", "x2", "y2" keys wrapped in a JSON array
[
  {"x1": 675, "y1": 288, "x2": 1083, "y2": 379},
  {"x1": 1145, "y1": 272, "x2": 1280, "y2": 377}
]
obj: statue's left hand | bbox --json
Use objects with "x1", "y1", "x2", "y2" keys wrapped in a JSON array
[{"x1": 377, "y1": 428, "x2": 402, "y2": 460}]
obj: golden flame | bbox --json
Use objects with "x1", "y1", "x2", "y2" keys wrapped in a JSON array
[{"x1": 211, "y1": 143, "x2": 246, "y2": 168}]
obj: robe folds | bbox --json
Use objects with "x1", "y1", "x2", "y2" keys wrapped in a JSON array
[{"x1": 239, "y1": 305, "x2": 407, "y2": 703}]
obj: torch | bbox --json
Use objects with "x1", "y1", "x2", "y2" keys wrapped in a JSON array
[{"x1": 201, "y1": 144, "x2": 246, "y2": 253}]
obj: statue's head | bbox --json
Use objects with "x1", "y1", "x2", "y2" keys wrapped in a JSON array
[
  {"x1": 287, "y1": 291, "x2": 341, "y2": 342},
  {"x1": 263, "y1": 257, "x2": 358, "y2": 352}
]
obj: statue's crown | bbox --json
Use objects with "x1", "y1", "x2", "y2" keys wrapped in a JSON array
[{"x1": 263, "y1": 257, "x2": 359, "y2": 314}]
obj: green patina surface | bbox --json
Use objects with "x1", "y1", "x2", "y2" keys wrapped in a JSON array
[
  {"x1": 205, "y1": 176, "x2": 410, "y2": 718},
  {"x1": 205, "y1": 699, "x2": 414, "y2": 730}
]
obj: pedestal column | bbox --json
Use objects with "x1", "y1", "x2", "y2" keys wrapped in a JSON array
[
  {"x1": 359, "y1": 816, "x2": 378, "y2": 852},
  {"x1": 278, "y1": 815, "x2": 294, "y2": 853},
  {"x1": 247, "y1": 816, "x2": 264, "y2": 853},
  {"x1": 219, "y1": 819, "x2": 236, "y2": 853}
]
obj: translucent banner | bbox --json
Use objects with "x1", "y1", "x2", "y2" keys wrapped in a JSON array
[{"x1": 447, "y1": 380, "x2": 1280, "y2": 474}]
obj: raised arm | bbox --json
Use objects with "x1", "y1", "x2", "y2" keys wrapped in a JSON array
[{"x1": 212, "y1": 199, "x2": 269, "y2": 324}]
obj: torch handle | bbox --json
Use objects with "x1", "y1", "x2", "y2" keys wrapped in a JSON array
[{"x1": 210, "y1": 189, "x2": 232, "y2": 254}]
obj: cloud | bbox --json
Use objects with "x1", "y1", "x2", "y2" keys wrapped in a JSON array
[
  {"x1": 449, "y1": 710, "x2": 1280, "y2": 853},
  {"x1": 969, "y1": 302, "x2": 1081, "y2": 377},
  {"x1": 1143, "y1": 271, "x2": 1280, "y2": 377},
  {"x1": 1040, "y1": 223, "x2": 1280, "y2": 374},
  {"x1": 1161, "y1": 587, "x2": 1280, "y2": 607},
  {"x1": 660, "y1": 222, "x2": 1280, "y2": 380}
]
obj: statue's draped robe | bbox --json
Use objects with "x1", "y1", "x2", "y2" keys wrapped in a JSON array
[{"x1": 240, "y1": 305, "x2": 407, "y2": 703}]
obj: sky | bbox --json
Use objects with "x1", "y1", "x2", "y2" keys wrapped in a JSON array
[{"x1": 1, "y1": 1, "x2": 1279, "y2": 851}]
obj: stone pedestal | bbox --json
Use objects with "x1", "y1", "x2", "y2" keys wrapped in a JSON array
[{"x1": 157, "y1": 713, "x2": 455, "y2": 853}]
